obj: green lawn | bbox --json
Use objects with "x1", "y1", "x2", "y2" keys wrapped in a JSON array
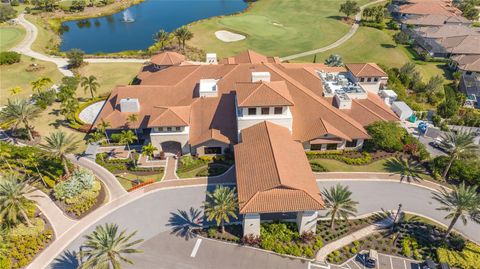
[
  {"x1": 311, "y1": 157, "x2": 394, "y2": 173},
  {"x1": 0, "y1": 26, "x2": 25, "y2": 52},
  {"x1": 0, "y1": 56, "x2": 63, "y2": 105},
  {"x1": 77, "y1": 62, "x2": 143, "y2": 98},
  {"x1": 188, "y1": 0, "x2": 373, "y2": 59},
  {"x1": 115, "y1": 171, "x2": 164, "y2": 190}
]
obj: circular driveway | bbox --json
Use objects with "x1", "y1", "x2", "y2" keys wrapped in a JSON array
[{"x1": 45, "y1": 180, "x2": 480, "y2": 269}]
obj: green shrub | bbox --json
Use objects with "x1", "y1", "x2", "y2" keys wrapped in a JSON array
[
  {"x1": 437, "y1": 242, "x2": 480, "y2": 269},
  {"x1": 314, "y1": 237, "x2": 323, "y2": 250},
  {"x1": 304, "y1": 246, "x2": 315, "y2": 258},
  {"x1": 366, "y1": 121, "x2": 406, "y2": 152},
  {"x1": 402, "y1": 238, "x2": 411, "y2": 257},
  {"x1": 207, "y1": 228, "x2": 217, "y2": 238},
  {"x1": 53, "y1": 168, "x2": 95, "y2": 200},
  {"x1": 9, "y1": 218, "x2": 45, "y2": 237},
  {"x1": 351, "y1": 247, "x2": 358, "y2": 254},
  {"x1": 0, "y1": 51, "x2": 21, "y2": 65},
  {"x1": 310, "y1": 161, "x2": 328, "y2": 172},
  {"x1": 353, "y1": 240, "x2": 360, "y2": 248}
]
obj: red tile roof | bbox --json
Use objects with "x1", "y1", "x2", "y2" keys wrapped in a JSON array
[
  {"x1": 235, "y1": 81, "x2": 294, "y2": 107},
  {"x1": 150, "y1": 51, "x2": 185, "y2": 66},
  {"x1": 346, "y1": 63, "x2": 388, "y2": 77}
]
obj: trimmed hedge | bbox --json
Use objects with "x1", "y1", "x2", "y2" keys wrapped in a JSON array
[{"x1": 306, "y1": 151, "x2": 372, "y2": 165}]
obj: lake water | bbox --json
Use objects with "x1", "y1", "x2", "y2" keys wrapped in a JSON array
[{"x1": 60, "y1": 0, "x2": 248, "y2": 54}]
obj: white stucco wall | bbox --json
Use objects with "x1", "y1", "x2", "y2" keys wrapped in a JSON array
[
  {"x1": 296, "y1": 211, "x2": 318, "y2": 234},
  {"x1": 243, "y1": 213, "x2": 261, "y2": 236},
  {"x1": 192, "y1": 140, "x2": 230, "y2": 156},
  {"x1": 150, "y1": 128, "x2": 190, "y2": 154}
]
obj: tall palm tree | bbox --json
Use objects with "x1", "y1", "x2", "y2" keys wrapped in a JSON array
[
  {"x1": 119, "y1": 130, "x2": 137, "y2": 152},
  {"x1": 384, "y1": 157, "x2": 425, "y2": 183},
  {"x1": 142, "y1": 143, "x2": 157, "y2": 159},
  {"x1": 153, "y1": 29, "x2": 169, "y2": 50},
  {"x1": 79, "y1": 223, "x2": 143, "y2": 269},
  {"x1": 322, "y1": 184, "x2": 359, "y2": 229},
  {"x1": 0, "y1": 99, "x2": 40, "y2": 141},
  {"x1": 432, "y1": 183, "x2": 480, "y2": 238},
  {"x1": 126, "y1": 114, "x2": 139, "y2": 136},
  {"x1": 80, "y1": 75, "x2": 100, "y2": 99},
  {"x1": 31, "y1": 77, "x2": 53, "y2": 93},
  {"x1": 439, "y1": 130, "x2": 478, "y2": 179},
  {"x1": 173, "y1": 26, "x2": 193, "y2": 49},
  {"x1": 203, "y1": 186, "x2": 238, "y2": 233},
  {"x1": 0, "y1": 174, "x2": 36, "y2": 227},
  {"x1": 41, "y1": 131, "x2": 79, "y2": 177},
  {"x1": 97, "y1": 119, "x2": 111, "y2": 143}
]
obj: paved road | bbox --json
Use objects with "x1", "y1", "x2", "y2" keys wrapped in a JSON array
[
  {"x1": 35, "y1": 179, "x2": 480, "y2": 269},
  {"x1": 281, "y1": 0, "x2": 387, "y2": 61},
  {"x1": 66, "y1": 154, "x2": 127, "y2": 201},
  {"x1": 11, "y1": 14, "x2": 146, "y2": 77}
]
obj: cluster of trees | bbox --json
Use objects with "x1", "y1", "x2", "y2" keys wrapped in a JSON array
[
  {"x1": 0, "y1": 51, "x2": 21, "y2": 65},
  {"x1": 339, "y1": 0, "x2": 360, "y2": 20},
  {"x1": 362, "y1": 5, "x2": 386, "y2": 23},
  {"x1": 0, "y1": 4, "x2": 17, "y2": 23},
  {"x1": 456, "y1": 0, "x2": 480, "y2": 20},
  {"x1": 148, "y1": 26, "x2": 194, "y2": 53}
]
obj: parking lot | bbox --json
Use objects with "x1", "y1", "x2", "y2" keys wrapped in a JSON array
[{"x1": 329, "y1": 253, "x2": 420, "y2": 269}]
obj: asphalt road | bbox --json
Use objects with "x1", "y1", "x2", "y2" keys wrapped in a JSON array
[{"x1": 46, "y1": 180, "x2": 480, "y2": 269}]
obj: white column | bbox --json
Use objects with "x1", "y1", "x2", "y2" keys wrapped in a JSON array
[
  {"x1": 243, "y1": 213, "x2": 260, "y2": 237},
  {"x1": 296, "y1": 211, "x2": 318, "y2": 234}
]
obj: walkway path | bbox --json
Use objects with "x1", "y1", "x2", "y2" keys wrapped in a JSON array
[
  {"x1": 11, "y1": 14, "x2": 146, "y2": 76},
  {"x1": 66, "y1": 154, "x2": 127, "y2": 201},
  {"x1": 281, "y1": 0, "x2": 387, "y2": 61},
  {"x1": 315, "y1": 219, "x2": 392, "y2": 261},
  {"x1": 26, "y1": 189, "x2": 77, "y2": 237},
  {"x1": 163, "y1": 157, "x2": 179, "y2": 180}
]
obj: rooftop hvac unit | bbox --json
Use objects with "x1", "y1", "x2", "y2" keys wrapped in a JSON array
[
  {"x1": 120, "y1": 98, "x2": 140, "y2": 113},
  {"x1": 199, "y1": 79, "x2": 218, "y2": 97},
  {"x1": 206, "y1": 53, "x2": 217, "y2": 64}
]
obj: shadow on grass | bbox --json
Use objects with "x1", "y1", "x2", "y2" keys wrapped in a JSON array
[
  {"x1": 167, "y1": 207, "x2": 203, "y2": 241},
  {"x1": 381, "y1": 43, "x2": 396, "y2": 49}
]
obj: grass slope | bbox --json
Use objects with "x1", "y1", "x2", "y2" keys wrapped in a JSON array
[
  {"x1": 0, "y1": 26, "x2": 25, "y2": 52},
  {"x1": 188, "y1": 0, "x2": 372, "y2": 58}
]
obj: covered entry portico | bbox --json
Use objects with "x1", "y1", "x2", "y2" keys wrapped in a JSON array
[{"x1": 234, "y1": 121, "x2": 325, "y2": 237}]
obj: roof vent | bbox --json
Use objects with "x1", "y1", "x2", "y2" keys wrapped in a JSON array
[
  {"x1": 251, "y1": 72, "x2": 271, "y2": 83},
  {"x1": 334, "y1": 93, "x2": 352, "y2": 109},
  {"x1": 206, "y1": 53, "x2": 217, "y2": 64},
  {"x1": 120, "y1": 98, "x2": 140, "y2": 112},
  {"x1": 199, "y1": 79, "x2": 218, "y2": 97}
]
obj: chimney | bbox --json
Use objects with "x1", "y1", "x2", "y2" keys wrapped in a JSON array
[
  {"x1": 251, "y1": 72, "x2": 271, "y2": 83},
  {"x1": 206, "y1": 53, "x2": 217, "y2": 64},
  {"x1": 199, "y1": 79, "x2": 218, "y2": 97},
  {"x1": 334, "y1": 93, "x2": 352, "y2": 109},
  {"x1": 120, "y1": 98, "x2": 140, "y2": 112}
]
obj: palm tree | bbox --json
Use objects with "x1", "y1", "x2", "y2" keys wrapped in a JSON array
[
  {"x1": 126, "y1": 114, "x2": 139, "y2": 136},
  {"x1": 439, "y1": 130, "x2": 478, "y2": 179},
  {"x1": 31, "y1": 77, "x2": 53, "y2": 93},
  {"x1": 153, "y1": 29, "x2": 170, "y2": 50},
  {"x1": 203, "y1": 186, "x2": 238, "y2": 233},
  {"x1": 41, "y1": 131, "x2": 79, "y2": 177},
  {"x1": 97, "y1": 119, "x2": 111, "y2": 144},
  {"x1": 142, "y1": 143, "x2": 157, "y2": 159},
  {"x1": 173, "y1": 26, "x2": 193, "y2": 49},
  {"x1": 9, "y1": 86, "x2": 22, "y2": 96},
  {"x1": 322, "y1": 184, "x2": 358, "y2": 229},
  {"x1": 119, "y1": 130, "x2": 137, "y2": 152},
  {"x1": 79, "y1": 223, "x2": 143, "y2": 269},
  {"x1": 80, "y1": 75, "x2": 100, "y2": 99},
  {"x1": 324, "y1": 54, "x2": 343, "y2": 67},
  {"x1": 0, "y1": 174, "x2": 36, "y2": 227},
  {"x1": 0, "y1": 99, "x2": 40, "y2": 141},
  {"x1": 432, "y1": 183, "x2": 480, "y2": 238},
  {"x1": 384, "y1": 157, "x2": 425, "y2": 183},
  {"x1": 88, "y1": 131, "x2": 104, "y2": 144}
]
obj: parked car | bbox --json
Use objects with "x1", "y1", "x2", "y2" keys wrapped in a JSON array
[
  {"x1": 422, "y1": 259, "x2": 438, "y2": 269},
  {"x1": 365, "y1": 249, "x2": 378, "y2": 268}
]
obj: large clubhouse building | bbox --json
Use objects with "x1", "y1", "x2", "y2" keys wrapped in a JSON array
[{"x1": 93, "y1": 50, "x2": 398, "y2": 235}]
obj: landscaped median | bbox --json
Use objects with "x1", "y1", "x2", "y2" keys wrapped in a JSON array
[{"x1": 176, "y1": 155, "x2": 234, "y2": 179}]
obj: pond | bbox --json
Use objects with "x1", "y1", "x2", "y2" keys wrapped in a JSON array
[{"x1": 60, "y1": 0, "x2": 248, "y2": 54}]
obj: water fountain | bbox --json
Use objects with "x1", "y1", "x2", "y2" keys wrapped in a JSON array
[{"x1": 122, "y1": 9, "x2": 135, "y2": 23}]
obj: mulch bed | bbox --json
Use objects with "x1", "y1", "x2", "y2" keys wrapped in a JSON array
[{"x1": 317, "y1": 217, "x2": 375, "y2": 244}]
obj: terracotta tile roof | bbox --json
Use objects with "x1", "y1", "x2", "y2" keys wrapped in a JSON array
[
  {"x1": 399, "y1": 3, "x2": 462, "y2": 16},
  {"x1": 219, "y1": 50, "x2": 281, "y2": 64},
  {"x1": 234, "y1": 121, "x2": 324, "y2": 214},
  {"x1": 148, "y1": 106, "x2": 191, "y2": 127},
  {"x1": 150, "y1": 51, "x2": 185, "y2": 66},
  {"x1": 451, "y1": 54, "x2": 480, "y2": 72},
  {"x1": 346, "y1": 63, "x2": 387, "y2": 77},
  {"x1": 235, "y1": 81, "x2": 294, "y2": 107},
  {"x1": 403, "y1": 14, "x2": 470, "y2": 26},
  {"x1": 437, "y1": 35, "x2": 480, "y2": 55}
]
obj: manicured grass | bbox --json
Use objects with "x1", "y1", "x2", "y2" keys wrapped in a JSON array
[
  {"x1": 188, "y1": 0, "x2": 373, "y2": 58},
  {"x1": 295, "y1": 26, "x2": 452, "y2": 82},
  {"x1": 77, "y1": 62, "x2": 143, "y2": 98},
  {"x1": 310, "y1": 157, "x2": 394, "y2": 173},
  {"x1": 0, "y1": 56, "x2": 63, "y2": 105},
  {"x1": 0, "y1": 26, "x2": 25, "y2": 52},
  {"x1": 115, "y1": 171, "x2": 164, "y2": 190}
]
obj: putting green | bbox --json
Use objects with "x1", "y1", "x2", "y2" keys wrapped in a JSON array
[{"x1": 0, "y1": 26, "x2": 25, "y2": 52}]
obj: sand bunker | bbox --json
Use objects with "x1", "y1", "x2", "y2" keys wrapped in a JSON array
[{"x1": 215, "y1": 30, "x2": 246, "y2": 42}]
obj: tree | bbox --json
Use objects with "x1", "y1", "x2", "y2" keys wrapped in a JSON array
[
  {"x1": 118, "y1": 130, "x2": 137, "y2": 152},
  {"x1": 80, "y1": 75, "x2": 99, "y2": 99},
  {"x1": 79, "y1": 223, "x2": 143, "y2": 269},
  {"x1": 31, "y1": 77, "x2": 53, "y2": 93},
  {"x1": 432, "y1": 182, "x2": 480, "y2": 238},
  {"x1": 362, "y1": 7, "x2": 373, "y2": 20},
  {"x1": 424, "y1": 75, "x2": 444, "y2": 103},
  {"x1": 384, "y1": 157, "x2": 425, "y2": 183},
  {"x1": 97, "y1": 119, "x2": 111, "y2": 143},
  {"x1": 60, "y1": 97, "x2": 79, "y2": 119},
  {"x1": 203, "y1": 186, "x2": 238, "y2": 233},
  {"x1": 9, "y1": 86, "x2": 22, "y2": 96},
  {"x1": 366, "y1": 121, "x2": 406, "y2": 152},
  {"x1": 41, "y1": 131, "x2": 79, "y2": 176},
  {"x1": 324, "y1": 54, "x2": 344, "y2": 67},
  {"x1": 394, "y1": 31, "x2": 410, "y2": 45},
  {"x1": 322, "y1": 184, "x2": 358, "y2": 229},
  {"x1": 439, "y1": 130, "x2": 478, "y2": 180},
  {"x1": 0, "y1": 4, "x2": 17, "y2": 23},
  {"x1": 153, "y1": 29, "x2": 170, "y2": 50},
  {"x1": 0, "y1": 174, "x2": 36, "y2": 227},
  {"x1": 126, "y1": 114, "x2": 139, "y2": 136},
  {"x1": 173, "y1": 26, "x2": 193, "y2": 49},
  {"x1": 0, "y1": 99, "x2": 40, "y2": 141},
  {"x1": 66, "y1": 48, "x2": 85, "y2": 68},
  {"x1": 87, "y1": 131, "x2": 104, "y2": 144},
  {"x1": 339, "y1": 0, "x2": 360, "y2": 19},
  {"x1": 142, "y1": 143, "x2": 157, "y2": 159},
  {"x1": 437, "y1": 86, "x2": 459, "y2": 119}
]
